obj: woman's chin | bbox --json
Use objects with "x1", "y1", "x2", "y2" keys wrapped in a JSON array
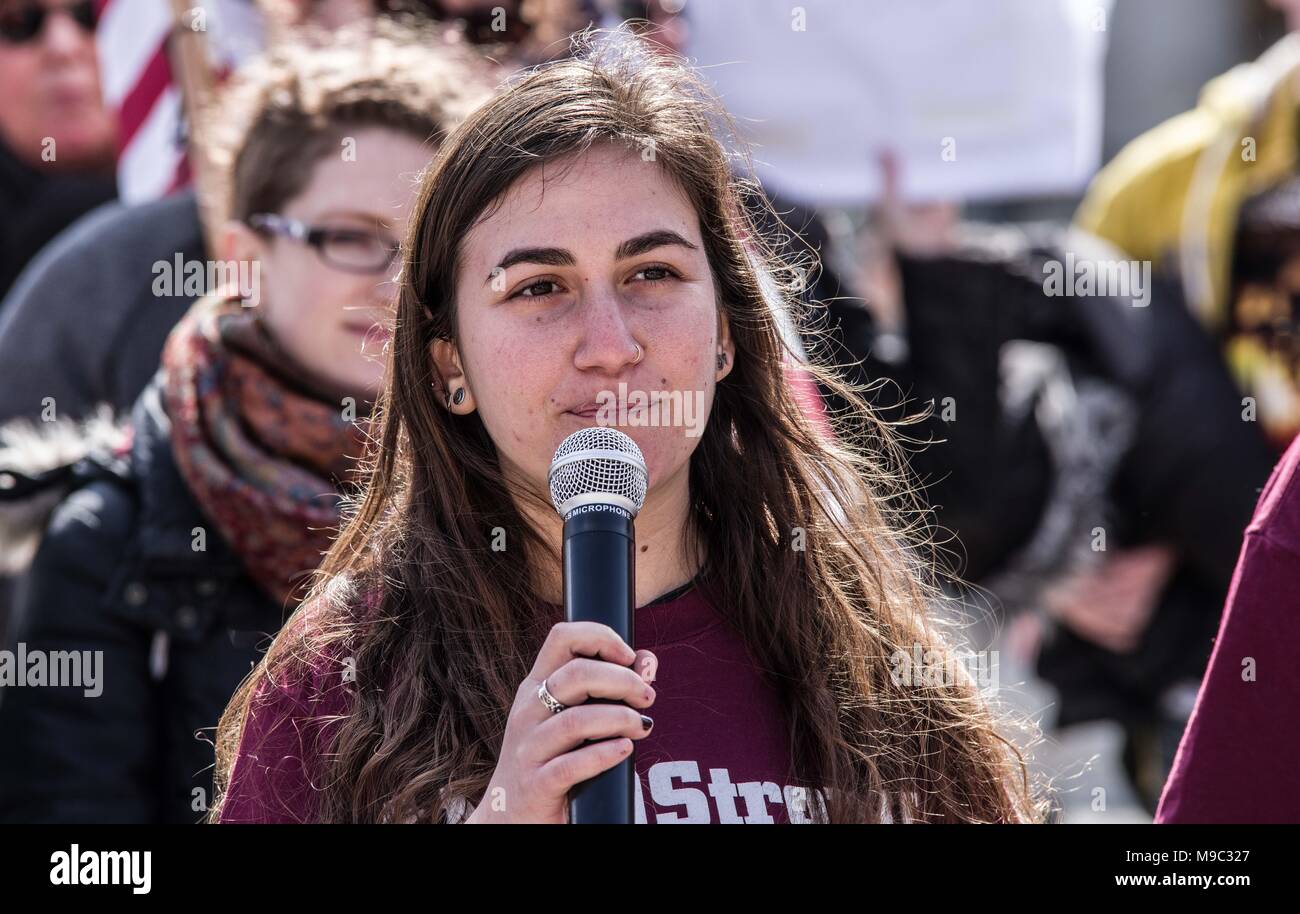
[{"x1": 319, "y1": 362, "x2": 383, "y2": 405}]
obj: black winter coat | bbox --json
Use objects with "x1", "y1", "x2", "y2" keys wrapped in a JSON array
[
  {"x1": 806, "y1": 222, "x2": 1274, "y2": 730},
  {"x1": 0, "y1": 376, "x2": 286, "y2": 823},
  {"x1": 0, "y1": 140, "x2": 116, "y2": 305}
]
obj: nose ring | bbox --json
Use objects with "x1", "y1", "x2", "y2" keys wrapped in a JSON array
[{"x1": 632, "y1": 342, "x2": 644, "y2": 365}]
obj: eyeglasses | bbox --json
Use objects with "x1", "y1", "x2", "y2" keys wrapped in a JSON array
[
  {"x1": 0, "y1": 0, "x2": 96, "y2": 44},
  {"x1": 248, "y1": 214, "x2": 401, "y2": 275}
]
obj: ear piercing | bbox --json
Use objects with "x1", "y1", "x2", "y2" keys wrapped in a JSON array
[
  {"x1": 717, "y1": 350, "x2": 728, "y2": 371},
  {"x1": 446, "y1": 387, "x2": 465, "y2": 408}
]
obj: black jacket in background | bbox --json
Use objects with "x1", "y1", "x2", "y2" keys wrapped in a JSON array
[
  {"x1": 797, "y1": 214, "x2": 1273, "y2": 728},
  {"x1": 749, "y1": 195, "x2": 1055, "y2": 581},
  {"x1": 0, "y1": 140, "x2": 116, "y2": 305},
  {"x1": 0, "y1": 376, "x2": 286, "y2": 823}
]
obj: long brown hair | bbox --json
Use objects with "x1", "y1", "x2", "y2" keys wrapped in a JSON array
[{"x1": 212, "y1": 26, "x2": 1045, "y2": 824}]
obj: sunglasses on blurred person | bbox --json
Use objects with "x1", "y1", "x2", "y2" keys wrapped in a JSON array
[
  {"x1": 248, "y1": 214, "x2": 402, "y2": 275},
  {"x1": 0, "y1": 0, "x2": 96, "y2": 43}
]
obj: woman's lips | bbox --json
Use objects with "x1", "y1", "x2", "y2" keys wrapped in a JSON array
[
  {"x1": 566, "y1": 397, "x2": 659, "y2": 420},
  {"x1": 345, "y1": 322, "x2": 390, "y2": 339}
]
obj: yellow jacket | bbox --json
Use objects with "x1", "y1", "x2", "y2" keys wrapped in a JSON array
[{"x1": 1075, "y1": 34, "x2": 1300, "y2": 331}]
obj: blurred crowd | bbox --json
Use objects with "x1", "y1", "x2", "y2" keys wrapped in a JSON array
[{"x1": 0, "y1": 0, "x2": 1297, "y2": 823}]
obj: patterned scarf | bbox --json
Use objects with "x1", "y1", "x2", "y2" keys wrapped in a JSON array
[{"x1": 161, "y1": 294, "x2": 372, "y2": 608}]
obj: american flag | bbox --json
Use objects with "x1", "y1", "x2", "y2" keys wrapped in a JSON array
[{"x1": 95, "y1": 0, "x2": 262, "y2": 203}]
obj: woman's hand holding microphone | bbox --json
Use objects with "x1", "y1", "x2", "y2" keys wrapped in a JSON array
[{"x1": 466, "y1": 622, "x2": 658, "y2": 824}]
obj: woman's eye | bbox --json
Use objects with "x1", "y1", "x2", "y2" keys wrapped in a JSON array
[
  {"x1": 514, "y1": 279, "x2": 561, "y2": 298},
  {"x1": 633, "y1": 265, "x2": 678, "y2": 284},
  {"x1": 331, "y1": 232, "x2": 371, "y2": 246}
]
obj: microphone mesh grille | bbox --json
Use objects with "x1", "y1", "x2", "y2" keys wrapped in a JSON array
[{"x1": 548, "y1": 427, "x2": 648, "y2": 514}]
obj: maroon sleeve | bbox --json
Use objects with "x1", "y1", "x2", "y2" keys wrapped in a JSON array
[
  {"x1": 1156, "y1": 438, "x2": 1300, "y2": 823},
  {"x1": 217, "y1": 657, "x2": 352, "y2": 824}
]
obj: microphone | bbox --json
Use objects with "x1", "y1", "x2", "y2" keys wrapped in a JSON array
[{"x1": 548, "y1": 426, "x2": 649, "y2": 824}]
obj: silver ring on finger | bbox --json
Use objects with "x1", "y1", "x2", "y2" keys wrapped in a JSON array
[{"x1": 537, "y1": 678, "x2": 567, "y2": 714}]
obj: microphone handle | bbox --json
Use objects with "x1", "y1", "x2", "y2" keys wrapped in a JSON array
[{"x1": 562, "y1": 503, "x2": 636, "y2": 824}]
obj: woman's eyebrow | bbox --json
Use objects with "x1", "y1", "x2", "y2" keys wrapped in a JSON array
[
  {"x1": 485, "y1": 247, "x2": 575, "y2": 285},
  {"x1": 484, "y1": 230, "x2": 699, "y2": 286},
  {"x1": 616, "y1": 229, "x2": 698, "y2": 260}
]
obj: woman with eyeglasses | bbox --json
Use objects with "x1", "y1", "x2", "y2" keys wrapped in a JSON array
[
  {"x1": 0, "y1": 24, "x2": 495, "y2": 823},
  {"x1": 0, "y1": 0, "x2": 116, "y2": 301}
]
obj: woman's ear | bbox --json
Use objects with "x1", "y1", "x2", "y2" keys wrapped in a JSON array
[
  {"x1": 430, "y1": 338, "x2": 476, "y2": 414},
  {"x1": 218, "y1": 219, "x2": 263, "y2": 266},
  {"x1": 715, "y1": 310, "x2": 736, "y2": 382},
  {"x1": 214, "y1": 220, "x2": 266, "y2": 305}
]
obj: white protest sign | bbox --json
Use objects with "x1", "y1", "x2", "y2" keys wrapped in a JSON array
[{"x1": 685, "y1": 0, "x2": 1112, "y2": 205}]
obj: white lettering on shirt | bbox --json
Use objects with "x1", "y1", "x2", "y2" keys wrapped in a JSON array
[{"x1": 638, "y1": 759, "x2": 827, "y2": 823}]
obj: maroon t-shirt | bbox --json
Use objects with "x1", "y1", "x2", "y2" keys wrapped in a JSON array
[
  {"x1": 218, "y1": 580, "x2": 825, "y2": 824},
  {"x1": 1156, "y1": 433, "x2": 1300, "y2": 823}
]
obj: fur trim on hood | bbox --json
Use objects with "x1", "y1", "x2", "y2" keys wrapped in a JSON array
[{"x1": 0, "y1": 406, "x2": 129, "y2": 577}]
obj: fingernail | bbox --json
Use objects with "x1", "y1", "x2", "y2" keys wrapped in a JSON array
[{"x1": 640, "y1": 715, "x2": 654, "y2": 731}]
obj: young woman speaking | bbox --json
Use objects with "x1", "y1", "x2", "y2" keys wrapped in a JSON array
[{"x1": 212, "y1": 28, "x2": 1042, "y2": 825}]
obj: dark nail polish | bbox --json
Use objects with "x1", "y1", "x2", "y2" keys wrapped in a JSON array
[{"x1": 640, "y1": 715, "x2": 654, "y2": 730}]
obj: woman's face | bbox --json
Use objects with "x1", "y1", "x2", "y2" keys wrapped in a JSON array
[
  {"x1": 435, "y1": 142, "x2": 735, "y2": 502},
  {"x1": 225, "y1": 127, "x2": 434, "y2": 398},
  {"x1": 0, "y1": 0, "x2": 115, "y2": 169}
]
